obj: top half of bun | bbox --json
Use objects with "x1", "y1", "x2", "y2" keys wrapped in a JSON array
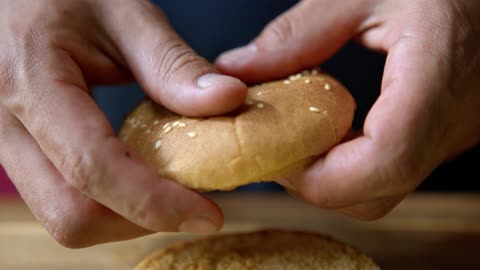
[{"x1": 118, "y1": 70, "x2": 356, "y2": 191}]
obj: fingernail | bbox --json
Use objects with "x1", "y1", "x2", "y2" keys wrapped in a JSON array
[
  {"x1": 178, "y1": 216, "x2": 219, "y2": 234},
  {"x1": 217, "y1": 44, "x2": 257, "y2": 66},
  {"x1": 197, "y1": 73, "x2": 243, "y2": 89}
]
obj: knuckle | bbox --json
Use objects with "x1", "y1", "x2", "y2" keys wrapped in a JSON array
[
  {"x1": 259, "y1": 13, "x2": 297, "y2": 46},
  {"x1": 1, "y1": 21, "x2": 51, "y2": 107},
  {"x1": 152, "y1": 40, "x2": 206, "y2": 82},
  {"x1": 43, "y1": 207, "x2": 92, "y2": 248},
  {"x1": 9, "y1": 2, "x2": 55, "y2": 44},
  {"x1": 60, "y1": 148, "x2": 104, "y2": 196}
]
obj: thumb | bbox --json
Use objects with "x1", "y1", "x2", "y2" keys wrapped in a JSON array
[
  {"x1": 101, "y1": 1, "x2": 247, "y2": 117},
  {"x1": 215, "y1": 0, "x2": 370, "y2": 83}
]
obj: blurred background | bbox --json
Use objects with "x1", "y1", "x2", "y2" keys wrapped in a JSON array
[{"x1": 1, "y1": 0, "x2": 478, "y2": 196}]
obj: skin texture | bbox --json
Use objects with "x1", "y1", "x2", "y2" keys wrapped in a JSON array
[
  {"x1": 216, "y1": 0, "x2": 480, "y2": 220},
  {"x1": 0, "y1": 0, "x2": 248, "y2": 248}
]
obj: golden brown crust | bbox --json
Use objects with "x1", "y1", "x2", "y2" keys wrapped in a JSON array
[
  {"x1": 134, "y1": 229, "x2": 380, "y2": 270},
  {"x1": 118, "y1": 71, "x2": 355, "y2": 191}
]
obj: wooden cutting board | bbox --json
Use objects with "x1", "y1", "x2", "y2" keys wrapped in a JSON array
[{"x1": 1, "y1": 191, "x2": 480, "y2": 270}]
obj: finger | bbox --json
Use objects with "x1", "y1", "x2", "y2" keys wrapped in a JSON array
[
  {"x1": 338, "y1": 195, "x2": 405, "y2": 221},
  {"x1": 282, "y1": 36, "x2": 446, "y2": 208},
  {"x1": 281, "y1": 176, "x2": 404, "y2": 221},
  {"x1": 3, "y1": 48, "x2": 224, "y2": 234},
  {"x1": 65, "y1": 40, "x2": 133, "y2": 86},
  {"x1": 215, "y1": 0, "x2": 371, "y2": 83},
  {"x1": 0, "y1": 108, "x2": 149, "y2": 248},
  {"x1": 98, "y1": 1, "x2": 247, "y2": 116},
  {"x1": 13, "y1": 1, "x2": 134, "y2": 87}
]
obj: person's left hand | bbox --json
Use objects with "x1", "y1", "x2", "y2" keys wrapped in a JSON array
[{"x1": 216, "y1": 0, "x2": 480, "y2": 220}]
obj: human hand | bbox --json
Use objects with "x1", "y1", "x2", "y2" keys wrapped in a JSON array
[
  {"x1": 0, "y1": 0, "x2": 247, "y2": 247},
  {"x1": 216, "y1": 0, "x2": 480, "y2": 220}
]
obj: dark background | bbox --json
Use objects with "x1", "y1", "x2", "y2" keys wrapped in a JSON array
[{"x1": 94, "y1": 0, "x2": 479, "y2": 192}]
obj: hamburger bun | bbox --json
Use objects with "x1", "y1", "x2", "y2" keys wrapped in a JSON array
[
  {"x1": 119, "y1": 70, "x2": 355, "y2": 191},
  {"x1": 134, "y1": 229, "x2": 380, "y2": 270}
]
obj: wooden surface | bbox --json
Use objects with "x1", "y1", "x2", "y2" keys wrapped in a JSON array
[{"x1": 1, "y1": 191, "x2": 479, "y2": 269}]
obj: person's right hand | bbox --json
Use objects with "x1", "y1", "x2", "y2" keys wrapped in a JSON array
[{"x1": 0, "y1": 0, "x2": 247, "y2": 248}]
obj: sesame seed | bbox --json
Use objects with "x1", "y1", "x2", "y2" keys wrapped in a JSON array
[
  {"x1": 128, "y1": 119, "x2": 141, "y2": 128},
  {"x1": 146, "y1": 130, "x2": 152, "y2": 134},
  {"x1": 153, "y1": 120, "x2": 160, "y2": 125},
  {"x1": 295, "y1": 73, "x2": 302, "y2": 80},
  {"x1": 311, "y1": 69, "x2": 319, "y2": 75},
  {"x1": 257, "y1": 103, "x2": 265, "y2": 109},
  {"x1": 178, "y1": 122, "x2": 187, "y2": 128},
  {"x1": 246, "y1": 100, "x2": 254, "y2": 105},
  {"x1": 163, "y1": 123, "x2": 170, "y2": 130},
  {"x1": 256, "y1": 92, "x2": 263, "y2": 96},
  {"x1": 164, "y1": 126, "x2": 173, "y2": 134},
  {"x1": 289, "y1": 75, "x2": 297, "y2": 81},
  {"x1": 323, "y1": 110, "x2": 328, "y2": 115},
  {"x1": 309, "y1": 106, "x2": 321, "y2": 113},
  {"x1": 305, "y1": 79, "x2": 312, "y2": 84},
  {"x1": 283, "y1": 80, "x2": 291, "y2": 84},
  {"x1": 172, "y1": 121, "x2": 180, "y2": 127},
  {"x1": 155, "y1": 140, "x2": 162, "y2": 149},
  {"x1": 325, "y1": 83, "x2": 331, "y2": 90},
  {"x1": 140, "y1": 124, "x2": 147, "y2": 129},
  {"x1": 187, "y1": 132, "x2": 197, "y2": 138}
]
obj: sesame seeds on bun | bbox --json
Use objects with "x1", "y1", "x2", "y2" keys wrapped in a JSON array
[
  {"x1": 118, "y1": 70, "x2": 356, "y2": 191},
  {"x1": 133, "y1": 229, "x2": 380, "y2": 270}
]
